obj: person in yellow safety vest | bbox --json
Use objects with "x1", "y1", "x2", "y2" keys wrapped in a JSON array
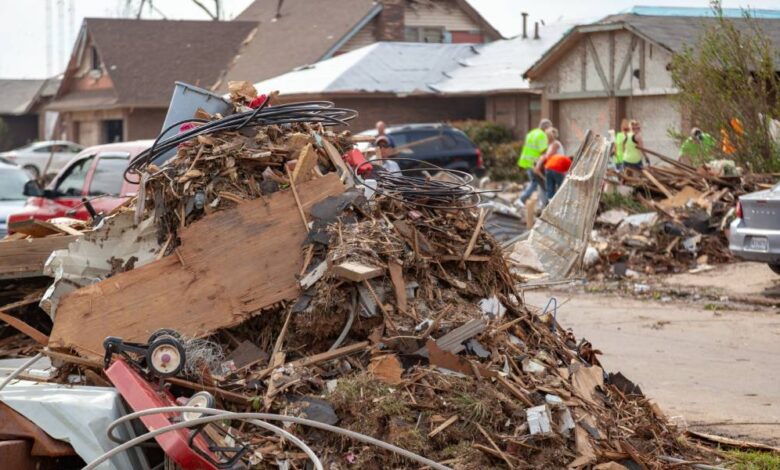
[
  {"x1": 516, "y1": 118, "x2": 553, "y2": 206},
  {"x1": 613, "y1": 119, "x2": 630, "y2": 169},
  {"x1": 622, "y1": 119, "x2": 651, "y2": 170}
]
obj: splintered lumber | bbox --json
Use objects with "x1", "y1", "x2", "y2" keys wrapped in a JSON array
[
  {"x1": 291, "y1": 143, "x2": 317, "y2": 183},
  {"x1": 332, "y1": 261, "x2": 384, "y2": 282},
  {"x1": 8, "y1": 219, "x2": 66, "y2": 238},
  {"x1": 49, "y1": 174, "x2": 345, "y2": 359},
  {"x1": 0, "y1": 312, "x2": 48, "y2": 345},
  {"x1": 0, "y1": 235, "x2": 78, "y2": 280}
]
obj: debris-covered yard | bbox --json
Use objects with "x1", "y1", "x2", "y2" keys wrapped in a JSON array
[{"x1": 0, "y1": 82, "x2": 777, "y2": 470}]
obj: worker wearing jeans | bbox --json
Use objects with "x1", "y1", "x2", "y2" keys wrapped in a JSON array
[
  {"x1": 534, "y1": 127, "x2": 570, "y2": 202},
  {"x1": 517, "y1": 119, "x2": 552, "y2": 206}
]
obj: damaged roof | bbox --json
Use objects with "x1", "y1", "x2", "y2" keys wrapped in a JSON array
[
  {"x1": 0, "y1": 79, "x2": 46, "y2": 115},
  {"x1": 254, "y1": 42, "x2": 476, "y2": 96},
  {"x1": 254, "y1": 25, "x2": 571, "y2": 98},
  {"x1": 51, "y1": 18, "x2": 256, "y2": 110}
]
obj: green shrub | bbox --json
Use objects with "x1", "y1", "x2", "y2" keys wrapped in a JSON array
[
  {"x1": 451, "y1": 120, "x2": 523, "y2": 181},
  {"x1": 453, "y1": 120, "x2": 514, "y2": 147}
]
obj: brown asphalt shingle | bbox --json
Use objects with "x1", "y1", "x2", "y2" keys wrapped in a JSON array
[
  {"x1": 223, "y1": 0, "x2": 381, "y2": 86},
  {"x1": 84, "y1": 18, "x2": 257, "y2": 107}
]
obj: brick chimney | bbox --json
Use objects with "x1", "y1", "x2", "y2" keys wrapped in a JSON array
[{"x1": 377, "y1": 0, "x2": 405, "y2": 41}]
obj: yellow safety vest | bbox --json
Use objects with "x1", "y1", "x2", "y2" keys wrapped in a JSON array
[
  {"x1": 614, "y1": 132, "x2": 626, "y2": 164},
  {"x1": 623, "y1": 132, "x2": 642, "y2": 164},
  {"x1": 518, "y1": 128, "x2": 548, "y2": 169}
]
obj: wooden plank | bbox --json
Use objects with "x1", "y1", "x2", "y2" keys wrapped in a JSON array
[
  {"x1": 8, "y1": 219, "x2": 66, "y2": 238},
  {"x1": 388, "y1": 260, "x2": 407, "y2": 313},
  {"x1": 332, "y1": 261, "x2": 384, "y2": 282},
  {"x1": 49, "y1": 174, "x2": 345, "y2": 359},
  {"x1": 641, "y1": 169, "x2": 674, "y2": 199},
  {"x1": 321, "y1": 139, "x2": 355, "y2": 187},
  {"x1": 291, "y1": 143, "x2": 317, "y2": 183},
  {"x1": 0, "y1": 235, "x2": 78, "y2": 280},
  {"x1": 0, "y1": 312, "x2": 49, "y2": 345}
]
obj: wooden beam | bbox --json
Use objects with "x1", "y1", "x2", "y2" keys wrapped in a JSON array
[
  {"x1": 642, "y1": 169, "x2": 674, "y2": 199},
  {"x1": 0, "y1": 312, "x2": 49, "y2": 345},
  {"x1": 0, "y1": 235, "x2": 78, "y2": 280},
  {"x1": 615, "y1": 36, "x2": 637, "y2": 91},
  {"x1": 586, "y1": 36, "x2": 611, "y2": 93},
  {"x1": 609, "y1": 31, "x2": 615, "y2": 91},
  {"x1": 639, "y1": 39, "x2": 646, "y2": 90}
]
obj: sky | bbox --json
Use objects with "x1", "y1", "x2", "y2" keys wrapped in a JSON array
[{"x1": 1, "y1": 0, "x2": 779, "y2": 79}]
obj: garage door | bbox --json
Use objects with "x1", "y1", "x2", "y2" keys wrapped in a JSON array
[
  {"x1": 627, "y1": 95, "x2": 681, "y2": 161},
  {"x1": 557, "y1": 98, "x2": 609, "y2": 156}
]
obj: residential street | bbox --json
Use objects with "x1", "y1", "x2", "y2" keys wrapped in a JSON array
[{"x1": 526, "y1": 262, "x2": 780, "y2": 445}]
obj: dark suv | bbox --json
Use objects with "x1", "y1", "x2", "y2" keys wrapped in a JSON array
[{"x1": 360, "y1": 123, "x2": 484, "y2": 174}]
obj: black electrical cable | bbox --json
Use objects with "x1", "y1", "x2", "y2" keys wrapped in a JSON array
[
  {"x1": 354, "y1": 158, "x2": 495, "y2": 209},
  {"x1": 124, "y1": 101, "x2": 358, "y2": 183}
]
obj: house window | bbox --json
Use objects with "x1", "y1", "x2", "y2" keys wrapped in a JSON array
[
  {"x1": 90, "y1": 46, "x2": 100, "y2": 71},
  {"x1": 404, "y1": 26, "x2": 447, "y2": 43},
  {"x1": 103, "y1": 120, "x2": 123, "y2": 143}
]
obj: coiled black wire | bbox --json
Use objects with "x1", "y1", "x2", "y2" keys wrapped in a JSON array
[
  {"x1": 354, "y1": 158, "x2": 493, "y2": 209},
  {"x1": 124, "y1": 101, "x2": 358, "y2": 183}
]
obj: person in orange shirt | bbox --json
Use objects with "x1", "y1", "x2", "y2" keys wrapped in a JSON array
[
  {"x1": 535, "y1": 128, "x2": 572, "y2": 202},
  {"x1": 721, "y1": 117, "x2": 744, "y2": 155}
]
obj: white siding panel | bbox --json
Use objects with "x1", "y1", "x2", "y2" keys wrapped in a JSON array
[
  {"x1": 337, "y1": 19, "x2": 377, "y2": 54},
  {"x1": 405, "y1": 0, "x2": 480, "y2": 31}
]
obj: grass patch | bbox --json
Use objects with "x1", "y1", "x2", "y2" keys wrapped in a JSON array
[
  {"x1": 725, "y1": 450, "x2": 780, "y2": 469},
  {"x1": 704, "y1": 303, "x2": 732, "y2": 311},
  {"x1": 601, "y1": 191, "x2": 647, "y2": 214}
]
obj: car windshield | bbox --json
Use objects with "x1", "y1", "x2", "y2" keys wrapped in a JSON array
[
  {"x1": 0, "y1": 169, "x2": 30, "y2": 200},
  {"x1": 772, "y1": 182, "x2": 780, "y2": 192}
]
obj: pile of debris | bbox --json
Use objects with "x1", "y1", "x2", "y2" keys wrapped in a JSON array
[
  {"x1": 0, "y1": 85, "x2": 729, "y2": 469},
  {"x1": 586, "y1": 151, "x2": 774, "y2": 278}
]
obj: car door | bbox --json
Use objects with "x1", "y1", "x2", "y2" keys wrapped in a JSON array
[
  {"x1": 83, "y1": 152, "x2": 131, "y2": 216},
  {"x1": 49, "y1": 154, "x2": 96, "y2": 220}
]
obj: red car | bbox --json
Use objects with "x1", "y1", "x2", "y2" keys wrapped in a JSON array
[{"x1": 8, "y1": 140, "x2": 152, "y2": 229}]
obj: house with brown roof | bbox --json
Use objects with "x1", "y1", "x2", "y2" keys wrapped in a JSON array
[
  {"x1": 222, "y1": 0, "x2": 503, "y2": 86},
  {"x1": 0, "y1": 77, "x2": 61, "y2": 151},
  {"x1": 48, "y1": 18, "x2": 256, "y2": 146}
]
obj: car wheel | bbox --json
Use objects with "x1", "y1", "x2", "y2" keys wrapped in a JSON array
[
  {"x1": 22, "y1": 165, "x2": 40, "y2": 179},
  {"x1": 768, "y1": 263, "x2": 780, "y2": 275}
]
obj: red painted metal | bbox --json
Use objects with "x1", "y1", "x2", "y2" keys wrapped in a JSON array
[{"x1": 105, "y1": 358, "x2": 218, "y2": 470}]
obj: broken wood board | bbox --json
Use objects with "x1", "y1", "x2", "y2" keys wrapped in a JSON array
[
  {"x1": 291, "y1": 143, "x2": 317, "y2": 183},
  {"x1": 368, "y1": 354, "x2": 403, "y2": 385},
  {"x1": 50, "y1": 174, "x2": 345, "y2": 359},
  {"x1": 0, "y1": 235, "x2": 79, "y2": 280},
  {"x1": 388, "y1": 260, "x2": 407, "y2": 313},
  {"x1": 7, "y1": 219, "x2": 69, "y2": 238},
  {"x1": 332, "y1": 261, "x2": 384, "y2": 282}
]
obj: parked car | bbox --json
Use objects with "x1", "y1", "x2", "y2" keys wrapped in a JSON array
[
  {"x1": 0, "y1": 162, "x2": 32, "y2": 238},
  {"x1": 357, "y1": 123, "x2": 484, "y2": 174},
  {"x1": 728, "y1": 182, "x2": 780, "y2": 273},
  {"x1": 7, "y1": 141, "x2": 152, "y2": 229},
  {"x1": 0, "y1": 140, "x2": 84, "y2": 179}
]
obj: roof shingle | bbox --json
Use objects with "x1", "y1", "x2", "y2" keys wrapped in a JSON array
[{"x1": 57, "y1": 18, "x2": 257, "y2": 109}]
